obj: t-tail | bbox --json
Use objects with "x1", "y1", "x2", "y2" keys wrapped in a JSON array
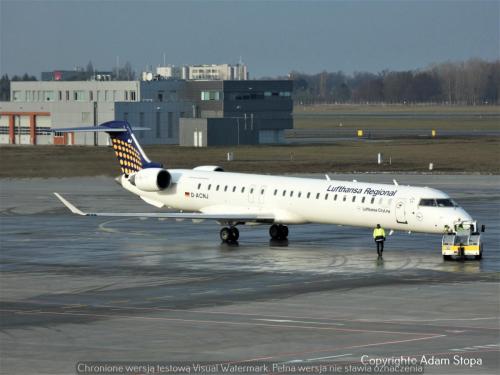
[{"x1": 52, "y1": 121, "x2": 163, "y2": 175}]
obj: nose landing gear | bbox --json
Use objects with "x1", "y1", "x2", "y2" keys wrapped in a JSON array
[
  {"x1": 220, "y1": 226, "x2": 239, "y2": 243},
  {"x1": 269, "y1": 224, "x2": 288, "y2": 241}
]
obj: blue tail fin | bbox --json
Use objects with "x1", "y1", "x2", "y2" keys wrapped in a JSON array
[
  {"x1": 101, "y1": 121, "x2": 163, "y2": 175},
  {"x1": 52, "y1": 121, "x2": 163, "y2": 175}
]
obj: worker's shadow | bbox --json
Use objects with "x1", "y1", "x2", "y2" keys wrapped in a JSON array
[{"x1": 375, "y1": 255, "x2": 385, "y2": 268}]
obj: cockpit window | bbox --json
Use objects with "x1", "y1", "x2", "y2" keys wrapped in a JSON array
[
  {"x1": 419, "y1": 198, "x2": 457, "y2": 207},
  {"x1": 419, "y1": 199, "x2": 436, "y2": 207},
  {"x1": 436, "y1": 199, "x2": 456, "y2": 207}
]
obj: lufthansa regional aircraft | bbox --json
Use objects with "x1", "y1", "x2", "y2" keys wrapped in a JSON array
[{"x1": 54, "y1": 121, "x2": 475, "y2": 243}]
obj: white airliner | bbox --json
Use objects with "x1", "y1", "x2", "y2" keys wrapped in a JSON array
[{"x1": 54, "y1": 121, "x2": 475, "y2": 243}]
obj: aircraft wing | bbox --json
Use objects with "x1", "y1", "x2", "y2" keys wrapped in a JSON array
[{"x1": 54, "y1": 193, "x2": 274, "y2": 223}]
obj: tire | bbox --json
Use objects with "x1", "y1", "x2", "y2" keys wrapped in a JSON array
[
  {"x1": 269, "y1": 224, "x2": 280, "y2": 240},
  {"x1": 220, "y1": 227, "x2": 231, "y2": 242},
  {"x1": 443, "y1": 255, "x2": 452, "y2": 261},
  {"x1": 230, "y1": 227, "x2": 239, "y2": 241},
  {"x1": 280, "y1": 225, "x2": 289, "y2": 239},
  {"x1": 475, "y1": 252, "x2": 482, "y2": 260}
]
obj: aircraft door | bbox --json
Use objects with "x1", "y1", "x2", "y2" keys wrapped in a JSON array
[{"x1": 395, "y1": 199, "x2": 408, "y2": 224}]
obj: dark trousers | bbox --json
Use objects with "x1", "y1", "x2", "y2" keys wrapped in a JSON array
[{"x1": 376, "y1": 240, "x2": 384, "y2": 254}]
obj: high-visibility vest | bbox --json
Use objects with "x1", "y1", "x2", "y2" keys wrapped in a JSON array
[{"x1": 373, "y1": 227, "x2": 386, "y2": 238}]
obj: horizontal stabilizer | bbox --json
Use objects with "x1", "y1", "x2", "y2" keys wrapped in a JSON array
[
  {"x1": 53, "y1": 193, "x2": 275, "y2": 223},
  {"x1": 51, "y1": 126, "x2": 149, "y2": 133}
]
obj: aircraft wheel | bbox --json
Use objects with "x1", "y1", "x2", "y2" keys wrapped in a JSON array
[
  {"x1": 443, "y1": 255, "x2": 452, "y2": 261},
  {"x1": 280, "y1": 225, "x2": 289, "y2": 239},
  {"x1": 270, "y1": 224, "x2": 288, "y2": 240},
  {"x1": 220, "y1": 227, "x2": 231, "y2": 242},
  {"x1": 269, "y1": 224, "x2": 280, "y2": 240},
  {"x1": 230, "y1": 227, "x2": 239, "y2": 241}
]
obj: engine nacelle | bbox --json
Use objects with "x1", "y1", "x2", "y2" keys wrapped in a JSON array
[
  {"x1": 129, "y1": 168, "x2": 171, "y2": 192},
  {"x1": 193, "y1": 165, "x2": 224, "y2": 172}
]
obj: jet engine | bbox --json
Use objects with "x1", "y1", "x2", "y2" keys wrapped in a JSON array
[{"x1": 129, "y1": 168, "x2": 171, "y2": 192}]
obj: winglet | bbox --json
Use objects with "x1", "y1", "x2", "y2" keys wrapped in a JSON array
[{"x1": 54, "y1": 193, "x2": 86, "y2": 216}]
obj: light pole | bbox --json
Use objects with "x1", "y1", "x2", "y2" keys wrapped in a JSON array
[{"x1": 236, "y1": 105, "x2": 241, "y2": 145}]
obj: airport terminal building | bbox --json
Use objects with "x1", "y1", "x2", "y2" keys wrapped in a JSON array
[{"x1": 0, "y1": 78, "x2": 293, "y2": 146}]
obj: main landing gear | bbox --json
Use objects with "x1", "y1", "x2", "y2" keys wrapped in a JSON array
[
  {"x1": 269, "y1": 224, "x2": 288, "y2": 241},
  {"x1": 219, "y1": 224, "x2": 289, "y2": 243},
  {"x1": 220, "y1": 226, "x2": 239, "y2": 243}
]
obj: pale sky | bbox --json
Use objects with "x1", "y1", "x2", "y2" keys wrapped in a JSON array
[{"x1": 1, "y1": 0, "x2": 498, "y2": 78}]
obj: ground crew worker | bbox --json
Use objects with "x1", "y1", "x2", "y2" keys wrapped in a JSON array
[
  {"x1": 373, "y1": 224, "x2": 386, "y2": 256},
  {"x1": 456, "y1": 223, "x2": 469, "y2": 236}
]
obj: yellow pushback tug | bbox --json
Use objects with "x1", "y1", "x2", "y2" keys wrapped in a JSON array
[{"x1": 442, "y1": 221, "x2": 485, "y2": 260}]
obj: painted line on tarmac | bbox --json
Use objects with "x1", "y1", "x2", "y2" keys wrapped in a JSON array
[
  {"x1": 190, "y1": 290, "x2": 218, "y2": 295},
  {"x1": 284, "y1": 353, "x2": 352, "y2": 364},
  {"x1": 7, "y1": 299, "x2": 375, "y2": 322},
  {"x1": 229, "y1": 288, "x2": 255, "y2": 293},
  {"x1": 306, "y1": 353, "x2": 353, "y2": 361},
  {"x1": 12, "y1": 299, "x2": 477, "y2": 333},
  {"x1": 255, "y1": 319, "x2": 344, "y2": 326},
  {"x1": 233, "y1": 335, "x2": 447, "y2": 363},
  {"x1": 368, "y1": 316, "x2": 497, "y2": 322},
  {"x1": 0, "y1": 308, "x2": 441, "y2": 337},
  {"x1": 145, "y1": 296, "x2": 173, "y2": 301},
  {"x1": 98, "y1": 218, "x2": 151, "y2": 236},
  {"x1": 449, "y1": 344, "x2": 500, "y2": 351}
]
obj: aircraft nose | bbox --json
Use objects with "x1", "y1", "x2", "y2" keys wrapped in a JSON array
[
  {"x1": 440, "y1": 207, "x2": 473, "y2": 231},
  {"x1": 456, "y1": 207, "x2": 473, "y2": 222}
]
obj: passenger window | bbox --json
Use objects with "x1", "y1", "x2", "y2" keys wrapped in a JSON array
[
  {"x1": 274, "y1": 189, "x2": 277, "y2": 196},
  {"x1": 216, "y1": 185, "x2": 220, "y2": 191},
  {"x1": 224, "y1": 185, "x2": 228, "y2": 192},
  {"x1": 232, "y1": 186, "x2": 236, "y2": 192},
  {"x1": 250, "y1": 188, "x2": 254, "y2": 194},
  {"x1": 352, "y1": 196, "x2": 356, "y2": 202},
  {"x1": 362, "y1": 196, "x2": 365, "y2": 203},
  {"x1": 208, "y1": 184, "x2": 211, "y2": 191},
  {"x1": 290, "y1": 191, "x2": 294, "y2": 197},
  {"x1": 282, "y1": 190, "x2": 286, "y2": 197},
  {"x1": 241, "y1": 187, "x2": 245, "y2": 193},
  {"x1": 197, "y1": 183, "x2": 201, "y2": 190},
  {"x1": 334, "y1": 194, "x2": 337, "y2": 201},
  {"x1": 316, "y1": 193, "x2": 320, "y2": 199},
  {"x1": 307, "y1": 192, "x2": 311, "y2": 198},
  {"x1": 261, "y1": 189, "x2": 265, "y2": 195},
  {"x1": 325, "y1": 194, "x2": 328, "y2": 200},
  {"x1": 298, "y1": 192, "x2": 302, "y2": 198},
  {"x1": 343, "y1": 195, "x2": 347, "y2": 202},
  {"x1": 371, "y1": 197, "x2": 375, "y2": 204}
]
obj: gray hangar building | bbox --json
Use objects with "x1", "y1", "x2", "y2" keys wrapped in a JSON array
[
  {"x1": 181, "y1": 80, "x2": 293, "y2": 146},
  {"x1": 1, "y1": 79, "x2": 293, "y2": 147}
]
